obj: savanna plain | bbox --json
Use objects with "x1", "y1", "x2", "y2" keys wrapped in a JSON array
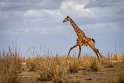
[{"x1": 0, "y1": 47, "x2": 124, "y2": 83}]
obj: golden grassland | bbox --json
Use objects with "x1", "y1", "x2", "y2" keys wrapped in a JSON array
[{"x1": 0, "y1": 48, "x2": 124, "y2": 83}]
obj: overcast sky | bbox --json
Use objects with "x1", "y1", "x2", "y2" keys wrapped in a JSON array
[{"x1": 0, "y1": 0, "x2": 124, "y2": 56}]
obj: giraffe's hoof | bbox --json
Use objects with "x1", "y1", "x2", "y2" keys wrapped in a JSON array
[
  {"x1": 66, "y1": 57, "x2": 68, "y2": 60},
  {"x1": 78, "y1": 56, "x2": 80, "y2": 59}
]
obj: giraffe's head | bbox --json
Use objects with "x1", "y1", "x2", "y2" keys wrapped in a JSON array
[{"x1": 63, "y1": 16, "x2": 71, "y2": 23}]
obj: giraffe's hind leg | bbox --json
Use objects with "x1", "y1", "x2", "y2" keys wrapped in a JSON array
[
  {"x1": 67, "y1": 44, "x2": 78, "y2": 59},
  {"x1": 88, "y1": 40, "x2": 102, "y2": 60}
]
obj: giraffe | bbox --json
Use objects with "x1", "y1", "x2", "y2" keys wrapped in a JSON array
[{"x1": 63, "y1": 16, "x2": 102, "y2": 60}]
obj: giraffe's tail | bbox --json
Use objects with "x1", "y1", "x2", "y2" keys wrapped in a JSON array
[{"x1": 92, "y1": 38, "x2": 95, "y2": 43}]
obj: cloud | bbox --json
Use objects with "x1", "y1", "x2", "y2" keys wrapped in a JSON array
[
  {"x1": 0, "y1": 0, "x2": 95, "y2": 22},
  {"x1": 83, "y1": 0, "x2": 124, "y2": 21},
  {"x1": 84, "y1": 0, "x2": 124, "y2": 9},
  {"x1": 0, "y1": 0, "x2": 124, "y2": 36},
  {"x1": 23, "y1": 9, "x2": 49, "y2": 18},
  {"x1": 0, "y1": 0, "x2": 63, "y2": 11},
  {"x1": 59, "y1": 0, "x2": 96, "y2": 18},
  {"x1": 0, "y1": 0, "x2": 64, "y2": 23}
]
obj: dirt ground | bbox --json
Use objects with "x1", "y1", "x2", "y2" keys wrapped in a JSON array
[{"x1": 18, "y1": 61, "x2": 124, "y2": 83}]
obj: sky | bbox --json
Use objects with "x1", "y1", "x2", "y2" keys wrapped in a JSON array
[{"x1": 0, "y1": 0, "x2": 124, "y2": 56}]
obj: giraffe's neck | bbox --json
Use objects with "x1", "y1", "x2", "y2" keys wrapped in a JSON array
[{"x1": 69, "y1": 18, "x2": 85, "y2": 37}]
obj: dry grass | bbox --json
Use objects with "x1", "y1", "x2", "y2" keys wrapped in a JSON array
[
  {"x1": 36, "y1": 56, "x2": 66, "y2": 82},
  {"x1": 0, "y1": 47, "x2": 124, "y2": 83},
  {"x1": 26, "y1": 57, "x2": 39, "y2": 72},
  {"x1": 108, "y1": 53, "x2": 124, "y2": 63},
  {"x1": 109, "y1": 73, "x2": 124, "y2": 83},
  {"x1": 25, "y1": 55, "x2": 103, "y2": 82},
  {"x1": 67, "y1": 57, "x2": 80, "y2": 73},
  {"x1": 103, "y1": 58, "x2": 114, "y2": 68},
  {"x1": 0, "y1": 47, "x2": 22, "y2": 83},
  {"x1": 118, "y1": 74, "x2": 124, "y2": 83},
  {"x1": 88, "y1": 58, "x2": 100, "y2": 71}
]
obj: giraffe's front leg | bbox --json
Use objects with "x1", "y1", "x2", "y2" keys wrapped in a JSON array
[
  {"x1": 67, "y1": 44, "x2": 78, "y2": 59},
  {"x1": 78, "y1": 46, "x2": 81, "y2": 59}
]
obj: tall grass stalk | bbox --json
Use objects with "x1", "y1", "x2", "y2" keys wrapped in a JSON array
[{"x1": 0, "y1": 47, "x2": 21, "y2": 83}]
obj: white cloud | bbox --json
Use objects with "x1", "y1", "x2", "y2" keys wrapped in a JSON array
[
  {"x1": 0, "y1": 0, "x2": 124, "y2": 36},
  {"x1": 35, "y1": 0, "x2": 97, "y2": 20},
  {"x1": 24, "y1": 9, "x2": 48, "y2": 18},
  {"x1": 0, "y1": 0, "x2": 96, "y2": 23},
  {"x1": 59, "y1": 0, "x2": 96, "y2": 18}
]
